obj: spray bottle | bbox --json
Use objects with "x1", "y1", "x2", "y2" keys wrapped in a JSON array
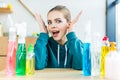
[
  {"x1": 105, "y1": 42, "x2": 119, "y2": 79},
  {"x1": 100, "y1": 36, "x2": 109, "y2": 76},
  {"x1": 6, "y1": 27, "x2": 17, "y2": 76},
  {"x1": 91, "y1": 33, "x2": 101, "y2": 76},
  {"x1": 16, "y1": 23, "x2": 26, "y2": 76},
  {"x1": 82, "y1": 21, "x2": 91, "y2": 76},
  {"x1": 26, "y1": 44, "x2": 35, "y2": 76}
]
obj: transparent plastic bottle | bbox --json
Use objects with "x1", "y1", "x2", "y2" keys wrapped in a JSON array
[
  {"x1": 82, "y1": 21, "x2": 91, "y2": 76},
  {"x1": 105, "y1": 42, "x2": 120, "y2": 79},
  {"x1": 26, "y1": 44, "x2": 35, "y2": 76},
  {"x1": 91, "y1": 33, "x2": 101, "y2": 76},
  {"x1": 100, "y1": 36, "x2": 109, "y2": 76},
  {"x1": 6, "y1": 27, "x2": 17, "y2": 76},
  {"x1": 16, "y1": 23, "x2": 26, "y2": 76}
]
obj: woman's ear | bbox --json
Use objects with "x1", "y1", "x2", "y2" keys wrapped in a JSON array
[{"x1": 67, "y1": 21, "x2": 71, "y2": 28}]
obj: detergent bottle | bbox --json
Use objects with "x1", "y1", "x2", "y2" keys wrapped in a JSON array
[
  {"x1": 100, "y1": 36, "x2": 109, "y2": 76},
  {"x1": 82, "y1": 21, "x2": 91, "y2": 76},
  {"x1": 26, "y1": 44, "x2": 35, "y2": 76},
  {"x1": 16, "y1": 23, "x2": 27, "y2": 76},
  {"x1": 6, "y1": 26, "x2": 17, "y2": 76},
  {"x1": 91, "y1": 33, "x2": 101, "y2": 76}
]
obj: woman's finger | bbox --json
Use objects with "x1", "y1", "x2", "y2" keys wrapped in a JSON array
[
  {"x1": 72, "y1": 10, "x2": 83, "y2": 25},
  {"x1": 34, "y1": 13, "x2": 48, "y2": 33}
]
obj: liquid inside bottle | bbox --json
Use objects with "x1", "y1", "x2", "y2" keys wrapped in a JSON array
[{"x1": 16, "y1": 44, "x2": 26, "y2": 76}]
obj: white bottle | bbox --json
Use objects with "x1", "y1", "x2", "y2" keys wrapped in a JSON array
[
  {"x1": 91, "y1": 33, "x2": 101, "y2": 76},
  {"x1": 105, "y1": 42, "x2": 120, "y2": 79}
]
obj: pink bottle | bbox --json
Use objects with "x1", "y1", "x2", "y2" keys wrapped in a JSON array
[{"x1": 6, "y1": 27, "x2": 17, "y2": 76}]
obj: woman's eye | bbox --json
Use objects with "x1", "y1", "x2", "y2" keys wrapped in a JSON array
[
  {"x1": 48, "y1": 21, "x2": 52, "y2": 25},
  {"x1": 56, "y1": 20, "x2": 62, "y2": 23}
]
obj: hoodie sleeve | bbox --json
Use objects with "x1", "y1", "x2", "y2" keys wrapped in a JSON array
[
  {"x1": 34, "y1": 33, "x2": 49, "y2": 70},
  {"x1": 66, "y1": 32, "x2": 83, "y2": 70}
]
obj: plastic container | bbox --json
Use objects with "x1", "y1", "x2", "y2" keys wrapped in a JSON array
[
  {"x1": 16, "y1": 23, "x2": 27, "y2": 76},
  {"x1": 91, "y1": 33, "x2": 101, "y2": 76},
  {"x1": 82, "y1": 21, "x2": 91, "y2": 76},
  {"x1": 6, "y1": 27, "x2": 17, "y2": 76},
  {"x1": 100, "y1": 36, "x2": 109, "y2": 76},
  {"x1": 105, "y1": 42, "x2": 120, "y2": 79},
  {"x1": 26, "y1": 44, "x2": 35, "y2": 76}
]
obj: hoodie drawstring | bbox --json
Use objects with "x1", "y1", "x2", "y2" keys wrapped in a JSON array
[
  {"x1": 64, "y1": 45, "x2": 67, "y2": 67},
  {"x1": 57, "y1": 45, "x2": 60, "y2": 65},
  {"x1": 57, "y1": 45, "x2": 67, "y2": 67}
]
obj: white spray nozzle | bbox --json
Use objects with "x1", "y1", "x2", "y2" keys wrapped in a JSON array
[
  {"x1": 84, "y1": 20, "x2": 91, "y2": 43},
  {"x1": 16, "y1": 22, "x2": 27, "y2": 37}
]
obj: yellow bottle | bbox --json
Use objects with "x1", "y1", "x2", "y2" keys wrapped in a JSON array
[
  {"x1": 26, "y1": 44, "x2": 35, "y2": 76},
  {"x1": 100, "y1": 36, "x2": 109, "y2": 76}
]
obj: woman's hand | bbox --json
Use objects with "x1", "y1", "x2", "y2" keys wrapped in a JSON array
[
  {"x1": 34, "y1": 13, "x2": 48, "y2": 33},
  {"x1": 67, "y1": 11, "x2": 83, "y2": 32}
]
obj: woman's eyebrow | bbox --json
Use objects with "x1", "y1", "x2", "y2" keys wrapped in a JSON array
[
  {"x1": 47, "y1": 18, "x2": 61, "y2": 21},
  {"x1": 47, "y1": 20, "x2": 51, "y2": 22},
  {"x1": 55, "y1": 18, "x2": 61, "y2": 20}
]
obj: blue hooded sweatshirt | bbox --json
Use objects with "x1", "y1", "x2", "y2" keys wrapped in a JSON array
[{"x1": 34, "y1": 32, "x2": 83, "y2": 70}]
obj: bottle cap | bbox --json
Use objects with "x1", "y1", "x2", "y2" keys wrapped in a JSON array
[
  {"x1": 109, "y1": 42, "x2": 116, "y2": 51},
  {"x1": 102, "y1": 36, "x2": 109, "y2": 46},
  {"x1": 102, "y1": 36, "x2": 108, "y2": 41}
]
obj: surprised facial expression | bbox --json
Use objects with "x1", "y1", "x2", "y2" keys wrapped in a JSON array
[{"x1": 47, "y1": 11, "x2": 69, "y2": 41}]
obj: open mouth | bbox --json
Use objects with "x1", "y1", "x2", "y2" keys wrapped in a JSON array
[{"x1": 52, "y1": 31, "x2": 60, "y2": 37}]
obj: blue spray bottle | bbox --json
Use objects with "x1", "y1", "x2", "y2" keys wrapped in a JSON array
[{"x1": 82, "y1": 21, "x2": 91, "y2": 76}]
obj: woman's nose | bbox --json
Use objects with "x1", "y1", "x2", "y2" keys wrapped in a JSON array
[{"x1": 51, "y1": 23, "x2": 57, "y2": 28}]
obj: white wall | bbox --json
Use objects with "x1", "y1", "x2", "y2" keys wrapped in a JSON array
[{"x1": 0, "y1": 0, "x2": 106, "y2": 41}]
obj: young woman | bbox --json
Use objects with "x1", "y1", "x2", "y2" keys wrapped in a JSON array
[{"x1": 34, "y1": 5, "x2": 83, "y2": 70}]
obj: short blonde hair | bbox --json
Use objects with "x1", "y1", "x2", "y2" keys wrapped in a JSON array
[{"x1": 47, "y1": 5, "x2": 71, "y2": 22}]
